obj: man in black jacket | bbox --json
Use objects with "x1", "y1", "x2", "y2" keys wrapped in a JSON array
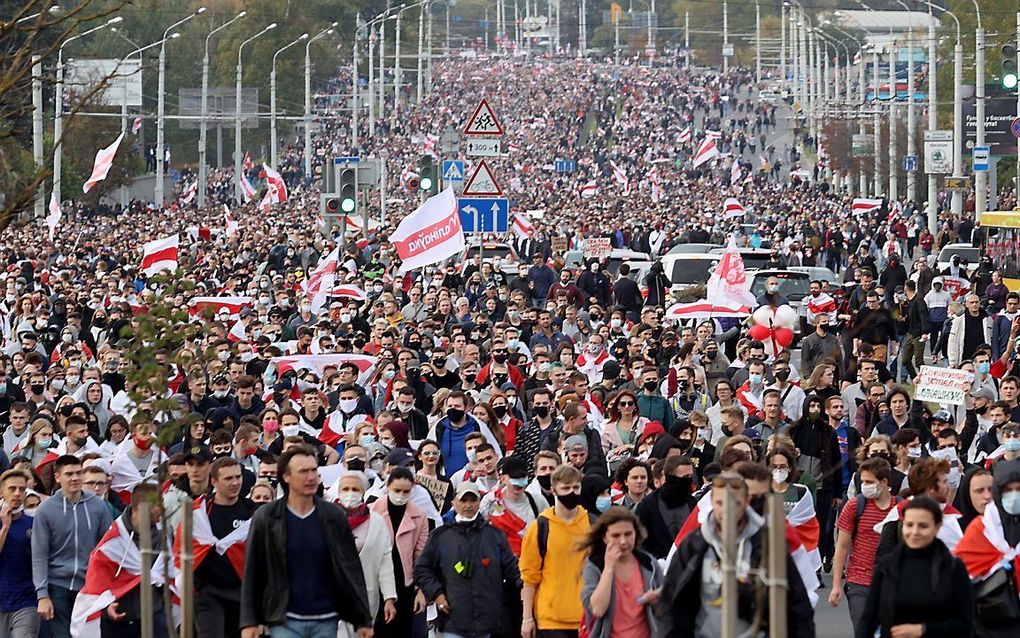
[
  {"x1": 413, "y1": 481, "x2": 520, "y2": 637},
  {"x1": 900, "y1": 279, "x2": 930, "y2": 379},
  {"x1": 240, "y1": 446, "x2": 372, "y2": 638},
  {"x1": 612, "y1": 265, "x2": 642, "y2": 322},
  {"x1": 657, "y1": 473, "x2": 815, "y2": 638},
  {"x1": 635, "y1": 455, "x2": 697, "y2": 559}
]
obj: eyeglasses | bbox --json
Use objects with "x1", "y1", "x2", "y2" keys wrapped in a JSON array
[
  {"x1": 84, "y1": 481, "x2": 108, "y2": 488},
  {"x1": 617, "y1": 401, "x2": 635, "y2": 407}
]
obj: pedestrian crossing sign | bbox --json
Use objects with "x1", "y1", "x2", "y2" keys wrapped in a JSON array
[{"x1": 443, "y1": 160, "x2": 465, "y2": 182}]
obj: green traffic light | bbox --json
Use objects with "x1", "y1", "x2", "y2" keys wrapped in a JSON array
[
  {"x1": 1004, "y1": 73, "x2": 1019, "y2": 90},
  {"x1": 420, "y1": 176, "x2": 433, "y2": 191},
  {"x1": 341, "y1": 198, "x2": 356, "y2": 213}
]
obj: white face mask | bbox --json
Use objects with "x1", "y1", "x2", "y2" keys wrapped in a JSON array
[
  {"x1": 772, "y1": 469, "x2": 789, "y2": 484},
  {"x1": 455, "y1": 512, "x2": 479, "y2": 523},
  {"x1": 338, "y1": 491, "x2": 363, "y2": 509},
  {"x1": 339, "y1": 398, "x2": 359, "y2": 413},
  {"x1": 388, "y1": 492, "x2": 410, "y2": 506},
  {"x1": 860, "y1": 483, "x2": 881, "y2": 500}
]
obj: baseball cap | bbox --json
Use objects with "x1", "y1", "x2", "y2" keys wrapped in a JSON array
[
  {"x1": 565, "y1": 434, "x2": 588, "y2": 451},
  {"x1": 183, "y1": 446, "x2": 212, "y2": 464},
  {"x1": 385, "y1": 447, "x2": 416, "y2": 467},
  {"x1": 971, "y1": 386, "x2": 995, "y2": 401},
  {"x1": 454, "y1": 481, "x2": 481, "y2": 500}
]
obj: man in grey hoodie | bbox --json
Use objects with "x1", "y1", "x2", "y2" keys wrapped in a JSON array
[{"x1": 30, "y1": 455, "x2": 113, "y2": 638}]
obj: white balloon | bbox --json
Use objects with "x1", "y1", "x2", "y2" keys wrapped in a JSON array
[
  {"x1": 774, "y1": 304, "x2": 798, "y2": 328},
  {"x1": 751, "y1": 305, "x2": 774, "y2": 326},
  {"x1": 761, "y1": 338, "x2": 785, "y2": 358}
]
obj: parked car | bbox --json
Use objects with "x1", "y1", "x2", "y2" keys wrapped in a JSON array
[
  {"x1": 789, "y1": 265, "x2": 839, "y2": 285},
  {"x1": 665, "y1": 243, "x2": 719, "y2": 255},
  {"x1": 563, "y1": 248, "x2": 652, "y2": 276},
  {"x1": 658, "y1": 253, "x2": 719, "y2": 299},
  {"x1": 936, "y1": 243, "x2": 980, "y2": 276},
  {"x1": 464, "y1": 240, "x2": 520, "y2": 275},
  {"x1": 709, "y1": 247, "x2": 774, "y2": 270}
]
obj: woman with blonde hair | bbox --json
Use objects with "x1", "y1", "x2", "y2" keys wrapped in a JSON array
[{"x1": 802, "y1": 362, "x2": 839, "y2": 402}]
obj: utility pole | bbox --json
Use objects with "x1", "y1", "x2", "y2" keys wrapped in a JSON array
[
  {"x1": 723, "y1": 1, "x2": 729, "y2": 73},
  {"x1": 906, "y1": 22, "x2": 917, "y2": 203},
  {"x1": 417, "y1": 3, "x2": 426, "y2": 103},
  {"x1": 755, "y1": 1, "x2": 761, "y2": 84},
  {"x1": 684, "y1": 12, "x2": 690, "y2": 67},
  {"x1": 890, "y1": 40, "x2": 898, "y2": 201},
  {"x1": 353, "y1": 14, "x2": 360, "y2": 149},
  {"x1": 32, "y1": 56, "x2": 44, "y2": 218},
  {"x1": 780, "y1": 3, "x2": 787, "y2": 83},
  {"x1": 927, "y1": 10, "x2": 938, "y2": 234},
  {"x1": 873, "y1": 47, "x2": 881, "y2": 196},
  {"x1": 973, "y1": 6, "x2": 986, "y2": 217}
]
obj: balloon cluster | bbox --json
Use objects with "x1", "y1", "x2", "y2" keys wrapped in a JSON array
[{"x1": 747, "y1": 305, "x2": 798, "y2": 357}]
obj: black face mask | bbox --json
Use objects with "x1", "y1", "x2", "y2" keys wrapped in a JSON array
[
  {"x1": 870, "y1": 451, "x2": 892, "y2": 463},
  {"x1": 433, "y1": 357, "x2": 447, "y2": 368},
  {"x1": 493, "y1": 353, "x2": 508, "y2": 364},
  {"x1": 704, "y1": 350, "x2": 717, "y2": 360},
  {"x1": 446, "y1": 407, "x2": 466, "y2": 422},
  {"x1": 659, "y1": 475, "x2": 694, "y2": 507},
  {"x1": 643, "y1": 380, "x2": 658, "y2": 392},
  {"x1": 493, "y1": 405, "x2": 508, "y2": 419},
  {"x1": 775, "y1": 370, "x2": 791, "y2": 382},
  {"x1": 492, "y1": 374, "x2": 509, "y2": 387},
  {"x1": 556, "y1": 492, "x2": 581, "y2": 510},
  {"x1": 533, "y1": 406, "x2": 550, "y2": 419},
  {"x1": 537, "y1": 474, "x2": 552, "y2": 491},
  {"x1": 30, "y1": 384, "x2": 45, "y2": 395},
  {"x1": 463, "y1": 373, "x2": 477, "y2": 385},
  {"x1": 749, "y1": 495, "x2": 766, "y2": 516},
  {"x1": 346, "y1": 459, "x2": 366, "y2": 472}
]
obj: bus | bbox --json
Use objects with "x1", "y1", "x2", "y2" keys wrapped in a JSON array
[{"x1": 980, "y1": 209, "x2": 1020, "y2": 290}]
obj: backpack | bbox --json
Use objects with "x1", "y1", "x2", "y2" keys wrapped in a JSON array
[
  {"x1": 847, "y1": 494, "x2": 902, "y2": 542},
  {"x1": 535, "y1": 512, "x2": 598, "y2": 559}
]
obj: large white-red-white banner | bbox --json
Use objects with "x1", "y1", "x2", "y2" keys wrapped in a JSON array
[
  {"x1": 82, "y1": 132, "x2": 125, "y2": 193},
  {"x1": 392, "y1": 187, "x2": 466, "y2": 273}
]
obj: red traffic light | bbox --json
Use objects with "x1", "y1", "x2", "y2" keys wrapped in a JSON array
[
  {"x1": 325, "y1": 198, "x2": 340, "y2": 214},
  {"x1": 407, "y1": 177, "x2": 420, "y2": 191}
]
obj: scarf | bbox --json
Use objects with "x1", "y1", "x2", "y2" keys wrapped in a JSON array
[{"x1": 345, "y1": 503, "x2": 370, "y2": 530}]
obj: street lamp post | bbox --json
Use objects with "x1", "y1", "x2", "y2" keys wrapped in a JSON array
[
  {"x1": 968, "y1": 0, "x2": 985, "y2": 217},
  {"x1": 927, "y1": 8, "x2": 938, "y2": 233},
  {"x1": 781, "y1": 3, "x2": 788, "y2": 84},
  {"x1": 271, "y1": 33, "x2": 309, "y2": 169},
  {"x1": 723, "y1": 1, "x2": 729, "y2": 73},
  {"x1": 234, "y1": 23, "x2": 277, "y2": 202},
  {"x1": 156, "y1": 7, "x2": 206, "y2": 205},
  {"x1": 755, "y1": 0, "x2": 761, "y2": 84},
  {"x1": 417, "y1": 2, "x2": 428, "y2": 102},
  {"x1": 53, "y1": 16, "x2": 123, "y2": 207},
  {"x1": 305, "y1": 24, "x2": 337, "y2": 179},
  {"x1": 200, "y1": 11, "x2": 246, "y2": 208}
]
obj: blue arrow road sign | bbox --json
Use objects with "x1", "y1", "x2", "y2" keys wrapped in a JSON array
[
  {"x1": 443, "y1": 160, "x2": 465, "y2": 182},
  {"x1": 554, "y1": 159, "x2": 576, "y2": 173},
  {"x1": 902, "y1": 155, "x2": 917, "y2": 171},
  {"x1": 459, "y1": 198, "x2": 509, "y2": 233}
]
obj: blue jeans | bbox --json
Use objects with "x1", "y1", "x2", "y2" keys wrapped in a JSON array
[
  {"x1": 270, "y1": 619, "x2": 339, "y2": 638},
  {"x1": 44, "y1": 586, "x2": 77, "y2": 638}
]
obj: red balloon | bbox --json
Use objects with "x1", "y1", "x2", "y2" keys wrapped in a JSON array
[
  {"x1": 748, "y1": 324, "x2": 772, "y2": 341},
  {"x1": 774, "y1": 327, "x2": 795, "y2": 348}
]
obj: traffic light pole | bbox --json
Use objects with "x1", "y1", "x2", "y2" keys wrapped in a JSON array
[{"x1": 1015, "y1": 11, "x2": 1019, "y2": 189}]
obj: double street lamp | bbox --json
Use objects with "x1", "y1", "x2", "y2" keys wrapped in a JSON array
[
  {"x1": 271, "y1": 32, "x2": 309, "y2": 169},
  {"x1": 234, "y1": 23, "x2": 277, "y2": 202},
  {"x1": 304, "y1": 24, "x2": 337, "y2": 179}
]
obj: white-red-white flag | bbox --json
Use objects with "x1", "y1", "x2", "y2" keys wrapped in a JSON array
[
  {"x1": 707, "y1": 236, "x2": 757, "y2": 306},
  {"x1": 70, "y1": 517, "x2": 172, "y2": 638},
  {"x1": 140, "y1": 234, "x2": 179, "y2": 277},
  {"x1": 329, "y1": 284, "x2": 367, "y2": 301},
  {"x1": 46, "y1": 192, "x2": 61, "y2": 240},
  {"x1": 678, "y1": 126, "x2": 692, "y2": 144},
  {"x1": 723, "y1": 197, "x2": 746, "y2": 219},
  {"x1": 512, "y1": 213, "x2": 535, "y2": 239},
  {"x1": 692, "y1": 137, "x2": 719, "y2": 168},
  {"x1": 224, "y1": 205, "x2": 239, "y2": 238},
  {"x1": 188, "y1": 296, "x2": 253, "y2": 318},
  {"x1": 227, "y1": 319, "x2": 247, "y2": 343},
  {"x1": 173, "y1": 498, "x2": 248, "y2": 598},
  {"x1": 649, "y1": 166, "x2": 663, "y2": 203},
  {"x1": 239, "y1": 172, "x2": 256, "y2": 203},
  {"x1": 392, "y1": 187, "x2": 466, "y2": 274},
  {"x1": 609, "y1": 160, "x2": 630, "y2": 196},
  {"x1": 304, "y1": 247, "x2": 341, "y2": 313},
  {"x1": 730, "y1": 160, "x2": 742, "y2": 184},
  {"x1": 131, "y1": 117, "x2": 143, "y2": 134},
  {"x1": 180, "y1": 180, "x2": 197, "y2": 206},
  {"x1": 243, "y1": 151, "x2": 253, "y2": 170},
  {"x1": 261, "y1": 163, "x2": 288, "y2": 205},
  {"x1": 852, "y1": 197, "x2": 883, "y2": 215},
  {"x1": 82, "y1": 132, "x2": 125, "y2": 193},
  {"x1": 579, "y1": 180, "x2": 598, "y2": 199}
]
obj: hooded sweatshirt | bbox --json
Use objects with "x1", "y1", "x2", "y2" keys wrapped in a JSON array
[
  {"x1": 519, "y1": 507, "x2": 593, "y2": 630},
  {"x1": 30, "y1": 488, "x2": 114, "y2": 597}
]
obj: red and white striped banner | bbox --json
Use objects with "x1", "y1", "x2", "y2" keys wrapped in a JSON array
[
  {"x1": 851, "y1": 197, "x2": 883, "y2": 215},
  {"x1": 723, "y1": 197, "x2": 746, "y2": 218},
  {"x1": 140, "y1": 234, "x2": 179, "y2": 277},
  {"x1": 512, "y1": 213, "x2": 535, "y2": 239},
  {"x1": 692, "y1": 137, "x2": 719, "y2": 168},
  {"x1": 82, "y1": 132, "x2": 125, "y2": 193},
  {"x1": 188, "y1": 296, "x2": 253, "y2": 318},
  {"x1": 578, "y1": 180, "x2": 598, "y2": 199}
]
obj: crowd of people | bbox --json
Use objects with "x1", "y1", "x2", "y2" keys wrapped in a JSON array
[{"x1": 1, "y1": 53, "x2": 1019, "y2": 638}]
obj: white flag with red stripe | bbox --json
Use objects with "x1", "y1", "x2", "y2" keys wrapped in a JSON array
[
  {"x1": 239, "y1": 172, "x2": 256, "y2": 203},
  {"x1": 261, "y1": 164, "x2": 288, "y2": 204},
  {"x1": 692, "y1": 136, "x2": 719, "y2": 168},
  {"x1": 954, "y1": 504, "x2": 1020, "y2": 583},
  {"x1": 188, "y1": 296, "x2": 253, "y2": 318},
  {"x1": 851, "y1": 197, "x2": 883, "y2": 215},
  {"x1": 511, "y1": 213, "x2": 535, "y2": 239},
  {"x1": 140, "y1": 234, "x2": 180, "y2": 277},
  {"x1": 243, "y1": 151, "x2": 253, "y2": 170},
  {"x1": 227, "y1": 320, "x2": 247, "y2": 343},
  {"x1": 304, "y1": 247, "x2": 341, "y2": 313},
  {"x1": 46, "y1": 192, "x2": 61, "y2": 240},
  {"x1": 609, "y1": 160, "x2": 630, "y2": 195},
  {"x1": 70, "y1": 517, "x2": 172, "y2": 638},
  {"x1": 786, "y1": 485, "x2": 821, "y2": 569},
  {"x1": 391, "y1": 187, "x2": 465, "y2": 274},
  {"x1": 224, "y1": 206, "x2": 239, "y2": 238},
  {"x1": 678, "y1": 126, "x2": 692, "y2": 144},
  {"x1": 723, "y1": 197, "x2": 746, "y2": 219},
  {"x1": 329, "y1": 284, "x2": 367, "y2": 301},
  {"x1": 730, "y1": 160, "x2": 742, "y2": 184},
  {"x1": 649, "y1": 166, "x2": 663, "y2": 203},
  {"x1": 578, "y1": 180, "x2": 598, "y2": 199},
  {"x1": 173, "y1": 498, "x2": 248, "y2": 596},
  {"x1": 180, "y1": 180, "x2": 198, "y2": 206},
  {"x1": 131, "y1": 117, "x2": 142, "y2": 134},
  {"x1": 82, "y1": 132, "x2": 125, "y2": 193},
  {"x1": 271, "y1": 354, "x2": 377, "y2": 386}
]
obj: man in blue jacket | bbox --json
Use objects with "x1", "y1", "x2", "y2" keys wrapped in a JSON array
[{"x1": 31, "y1": 455, "x2": 113, "y2": 638}]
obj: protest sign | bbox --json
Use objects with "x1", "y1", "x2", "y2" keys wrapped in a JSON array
[{"x1": 915, "y1": 365, "x2": 973, "y2": 405}]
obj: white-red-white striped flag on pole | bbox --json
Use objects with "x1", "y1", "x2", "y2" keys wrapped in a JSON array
[
  {"x1": 46, "y1": 193, "x2": 61, "y2": 240},
  {"x1": 512, "y1": 213, "x2": 535, "y2": 239},
  {"x1": 131, "y1": 118, "x2": 143, "y2": 135},
  {"x1": 140, "y1": 234, "x2": 179, "y2": 277},
  {"x1": 609, "y1": 160, "x2": 630, "y2": 195},
  {"x1": 579, "y1": 180, "x2": 598, "y2": 199},
  {"x1": 649, "y1": 166, "x2": 663, "y2": 203},
  {"x1": 730, "y1": 160, "x2": 742, "y2": 184},
  {"x1": 243, "y1": 151, "x2": 253, "y2": 170},
  {"x1": 239, "y1": 172, "x2": 256, "y2": 203},
  {"x1": 261, "y1": 163, "x2": 288, "y2": 204},
  {"x1": 180, "y1": 181, "x2": 198, "y2": 206},
  {"x1": 852, "y1": 197, "x2": 883, "y2": 215},
  {"x1": 678, "y1": 126, "x2": 692, "y2": 144},
  {"x1": 82, "y1": 132, "x2": 125, "y2": 193},
  {"x1": 723, "y1": 197, "x2": 746, "y2": 218},
  {"x1": 692, "y1": 136, "x2": 720, "y2": 168},
  {"x1": 224, "y1": 205, "x2": 239, "y2": 238}
]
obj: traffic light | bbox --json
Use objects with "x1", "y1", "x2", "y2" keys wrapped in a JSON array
[
  {"x1": 339, "y1": 167, "x2": 357, "y2": 213},
  {"x1": 1001, "y1": 44, "x2": 1018, "y2": 90},
  {"x1": 418, "y1": 155, "x2": 437, "y2": 195},
  {"x1": 319, "y1": 193, "x2": 340, "y2": 217}
]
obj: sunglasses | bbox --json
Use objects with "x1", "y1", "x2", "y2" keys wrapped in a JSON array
[{"x1": 617, "y1": 401, "x2": 635, "y2": 407}]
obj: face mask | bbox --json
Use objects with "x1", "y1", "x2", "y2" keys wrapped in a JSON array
[
  {"x1": 772, "y1": 469, "x2": 790, "y2": 484},
  {"x1": 65, "y1": 375, "x2": 79, "y2": 388},
  {"x1": 339, "y1": 398, "x2": 359, "y2": 413},
  {"x1": 30, "y1": 384, "x2": 45, "y2": 395},
  {"x1": 508, "y1": 477, "x2": 529, "y2": 488},
  {"x1": 36, "y1": 438, "x2": 52, "y2": 449},
  {"x1": 977, "y1": 362, "x2": 991, "y2": 375},
  {"x1": 537, "y1": 474, "x2": 552, "y2": 491},
  {"x1": 775, "y1": 370, "x2": 790, "y2": 382},
  {"x1": 338, "y1": 491, "x2": 363, "y2": 509},
  {"x1": 300, "y1": 304, "x2": 312, "y2": 313},
  {"x1": 359, "y1": 435, "x2": 376, "y2": 446},
  {"x1": 860, "y1": 483, "x2": 881, "y2": 500},
  {"x1": 533, "y1": 406, "x2": 550, "y2": 419},
  {"x1": 749, "y1": 374, "x2": 763, "y2": 386},
  {"x1": 907, "y1": 447, "x2": 922, "y2": 459},
  {"x1": 610, "y1": 318, "x2": 623, "y2": 329},
  {"x1": 1004, "y1": 439, "x2": 1020, "y2": 453},
  {"x1": 538, "y1": 362, "x2": 550, "y2": 374},
  {"x1": 556, "y1": 492, "x2": 581, "y2": 510},
  {"x1": 370, "y1": 458, "x2": 385, "y2": 474},
  {"x1": 133, "y1": 434, "x2": 153, "y2": 450},
  {"x1": 345, "y1": 458, "x2": 366, "y2": 472},
  {"x1": 870, "y1": 451, "x2": 892, "y2": 463},
  {"x1": 51, "y1": 379, "x2": 65, "y2": 392},
  {"x1": 596, "y1": 495, "x2": 613, "y2": 512},
  {"x1": 1002, "y1": 491, "x2": 1020, "y2": 515},
  {"x1": 217, "y1": 351, "x2": 230, "y2": 362},
  {"x1": 396, "y1": 402, "x2": 414, "y2": 413},
  {"x1": 643, "y1": 380, "x2": 658, "y2": 392},
  {"x1": 766, "y1": 284, "x2": 779, "y2": 294},
  {"x1": 493, "y1": 405, "x2": 508, "y2": 419},
  {"x1": 23, "y1": 507, "x2": 36, "y2": 517},
  {"x1": 213, "y1": 389, "x2": 229, "y2": 399},
  {"x1": 388, "y1": 492, "x2": 410, "y2": 506},
  {"x1": 446, "y1": 407, "x2": 466, "y2": 422},
  {"x1": 493, "y1": 353, "x2": 508, "y2": 364}
]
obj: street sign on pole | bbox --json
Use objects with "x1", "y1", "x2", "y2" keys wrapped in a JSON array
[
  {"x1": 902, "y1": 155, "x2": 918, "y2": 172},
  {"x1": 463, "y1": 160, "x2": 503, "y2": 196},
  {"x1": 1011, "y1": 117, "x2": 1020, "y2": 138},
  {"x1": 924, "y1": 130, "x2": 953, "y2": 174},
  {"x1": 458, "y1": 197, "x2": 509, "y2": 232},
  {"x1": 443, "y1": 159, "x2": 465, "y2": 182},
  {"x1": 463, "y1": 98, "x2": 504, "y2": 136},
  {"x1": 973, "y1": 146, "x2": 990, "y2": 172},
  {"x1": 555, "y1": 159, "x2": 577, "y2": 173},
  {"x1": 466, "y1": 138, "x2": 502, "y2": 157}
]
